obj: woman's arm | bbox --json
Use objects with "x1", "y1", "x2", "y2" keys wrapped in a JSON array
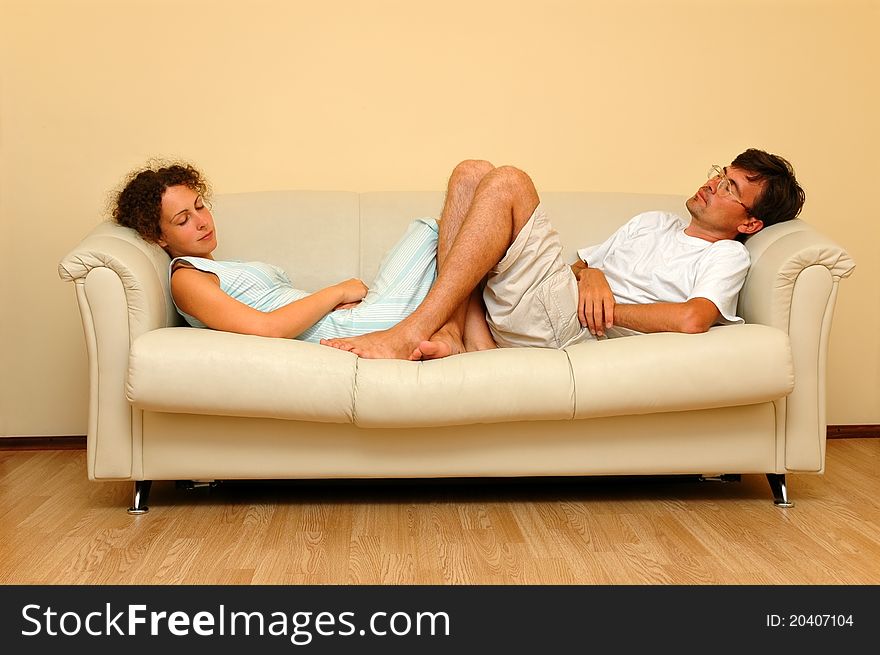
[{"x1": 171, "y1": 268, "x2": 367, "y2": 339}]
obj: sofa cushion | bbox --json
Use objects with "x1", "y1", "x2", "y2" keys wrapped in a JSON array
[
  {"x1": 566, "y1": 324, "x2": 794, "y2": 419},
  {"x1": 128, "y1": 328, "x2": 358, "y2": 423},
  {"x1": 127, "y1": 324, "x2": 791, "y2": 428},
  {"x1": 210, "y1": 191, "x2": 361, "y2": 292},
  {"x1": 355, "y1": 191, "x2": 688, "y2": 286},
  {"x1": 353, "y1": 347, "x2": 576, "y2": 428}
]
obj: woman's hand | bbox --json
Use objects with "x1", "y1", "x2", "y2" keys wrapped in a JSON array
[{"x1": 334, "y1": 278, "x2": 368, "y2": 304}]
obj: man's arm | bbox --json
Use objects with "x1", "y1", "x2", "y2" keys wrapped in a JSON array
[
  {"x1": 573, "y1": 260, "x2": 720, "y2": 336},
  {"x1": 613, "y1": 298, "x2": 720, "y2": 334},
  {"x1": 572, "y1": 260, "x2": 616, "y2": 336}
]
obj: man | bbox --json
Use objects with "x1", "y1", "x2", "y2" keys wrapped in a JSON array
[{"x1": 321, "y1": 149, "x2": 805, "y2": 359}]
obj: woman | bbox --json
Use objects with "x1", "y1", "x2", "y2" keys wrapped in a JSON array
[{"x1": 113, "y1": 162, "x2": 438, "y2": 341}]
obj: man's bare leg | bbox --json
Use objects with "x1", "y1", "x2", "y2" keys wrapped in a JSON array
[
  {"x1": 322, "y1": 158, "x2": 495, "y2": 358},
  {"x1": 461, "y1": 286, "x2": 497, "y2": 351},
  {"x1": 414, "y1": 285, "x2": 497, "y2": 359},
  {"x1": 322, "y1": 159, "x2": 493, "y2": 357},
  {"x1": 322, "y1": 164, "x2": 540, "y2": 359},
  {"x1": 413, "y1": 163, "x2": 538, "y2": 359},
  {"x1": 410, "y1": 160, "x2": 496, "y2": 360}
]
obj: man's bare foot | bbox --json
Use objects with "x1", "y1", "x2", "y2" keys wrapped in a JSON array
[
  {"x1": 320, "y1": 326, "x2": 425, "y2": 360},
  {"x1": 411, "y1": 340, "x2": 454, "y2": 360},
  {"x1": 410, "y1": 325, "x2": 465, "y2": 361},
  {"x1": 463, "y1": 333, "x2": 498, "y2": 353}
]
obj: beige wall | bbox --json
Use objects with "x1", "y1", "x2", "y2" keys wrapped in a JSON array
[{"x1": 1, "y1": 0, "x2": 877, "y2": 436}]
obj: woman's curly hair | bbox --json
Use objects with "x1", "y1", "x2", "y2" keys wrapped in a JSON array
[{"x1": 112, "y1": 161, "x2": 211, "y2": 242}]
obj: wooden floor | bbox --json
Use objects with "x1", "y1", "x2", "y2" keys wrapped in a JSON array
[{"x1": 1, "y1": 438, "x2": 878, "y2": 584}]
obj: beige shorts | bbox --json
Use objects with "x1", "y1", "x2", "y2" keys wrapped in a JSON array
[{"x1": 483, "y1": 204, "x2": 590, "y2": 349}]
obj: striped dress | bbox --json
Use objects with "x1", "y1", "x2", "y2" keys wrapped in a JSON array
[{"x1": 170, "y1": 218, "x2": 438, "y2": 342}]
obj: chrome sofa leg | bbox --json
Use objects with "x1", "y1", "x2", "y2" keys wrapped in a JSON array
[
  {"x1": 766, "y1": 473, "x2": 794, "y2": 508},
  {"x1": 127, "y1": 480, "x2": 153, "y2": 514}
]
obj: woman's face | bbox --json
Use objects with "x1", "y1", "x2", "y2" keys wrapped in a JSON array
[{"x1": 158, "y1": 185, "x2": 217, "y2": 258}]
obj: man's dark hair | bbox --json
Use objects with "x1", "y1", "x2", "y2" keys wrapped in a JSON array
[{"x1": 731, "y1": 148, "x2": 805, "y2": 228}]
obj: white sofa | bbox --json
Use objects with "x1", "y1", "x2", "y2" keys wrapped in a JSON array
[{"x1": 58, "y1": 190, "x2": 855, "y2": 512}]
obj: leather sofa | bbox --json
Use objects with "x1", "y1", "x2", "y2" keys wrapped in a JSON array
[{"x1": 58, "y1": 190, "x2": 855, "y2": 512}]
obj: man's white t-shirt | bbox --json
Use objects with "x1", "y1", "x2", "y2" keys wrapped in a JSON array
[{"x1": 576, "y1": 211, "x2": 751, "y2": 327}]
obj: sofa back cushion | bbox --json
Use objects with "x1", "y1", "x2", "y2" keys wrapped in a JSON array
[
  {"x1": 211, "y1": 190, "x2": 687, "y2": 291},
  {"x1": 358, "y1": 191, "x2": 686, "y2": 284},
  {"x1": 211, "y1": 191, "x2": 361, "y2": 292},
  {"x1": 540, "y1": 192, "x2": 688, "y2": 261}
]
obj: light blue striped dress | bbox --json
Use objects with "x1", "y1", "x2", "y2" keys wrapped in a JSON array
[{"x1": 170, "y1": 218, "x2": 438, "y2": 342}]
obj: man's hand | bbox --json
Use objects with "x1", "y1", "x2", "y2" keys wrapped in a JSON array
[{"x1": 573, "y1": 261, "x2": 615, "y2": 336}]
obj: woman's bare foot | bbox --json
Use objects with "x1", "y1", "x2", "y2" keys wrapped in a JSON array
[{"x1": 319, "y1": 338, "x2": 357, "y2": 352}]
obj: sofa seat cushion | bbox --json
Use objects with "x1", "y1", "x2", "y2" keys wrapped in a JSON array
[
  {"x1": 566, "y1": 324, "x2": 794, "y2": 419},
  {"x1": 128, "y1": 329, "x2": 576, "y2": 427},
  {"x1": 128, "y1": 328, "x2": 358, "y2": 422},
  {"x1": 128, "y1": 324, "x2": 792, "y2": 428},
  {"x1": 352, "y1": 347, "x2": 576, "y2": 428}
]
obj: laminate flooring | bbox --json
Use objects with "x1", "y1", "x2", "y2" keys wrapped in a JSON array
[{"x1": 1, "y1": 438, "x2": 878, "y2": 584}]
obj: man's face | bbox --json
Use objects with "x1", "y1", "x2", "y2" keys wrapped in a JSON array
[{"x1": 686, "y1": 165, "x2": 765, "y2": 240}]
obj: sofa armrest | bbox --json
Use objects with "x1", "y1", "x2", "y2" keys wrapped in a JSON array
[
  {"x1": 58, "y1": 221, "x2": 179, "y2": 335},
  {"x1": 58, "y1": 221, "x2": 178, "y2": 480},
  {"x1": 739, "y1": 219, "x2": 855, "y2": 330},
  {"x1": 740, "y1": 220, "x2": 855, "y2": 472}
]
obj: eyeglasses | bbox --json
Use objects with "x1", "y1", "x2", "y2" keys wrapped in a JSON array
[{"x1": 707, "y1": 165, "x2": 751, "y2": 214}]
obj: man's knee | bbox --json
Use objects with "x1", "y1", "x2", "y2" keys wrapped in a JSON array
[
  {"x1": 451, "y1": 159, "x2": 495, "y2": 186},
  {"x1": 491, "y1": 165, "x2": 533, "y2": 190},
  {"x1": 481, "y1": 166, "x2": 540, "y2": 219}
]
